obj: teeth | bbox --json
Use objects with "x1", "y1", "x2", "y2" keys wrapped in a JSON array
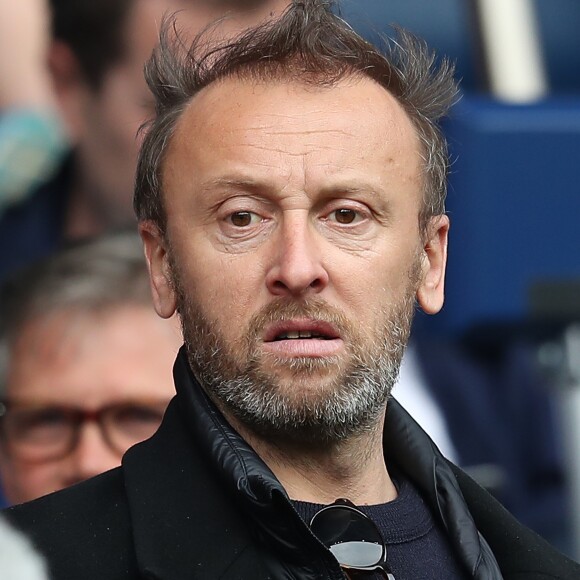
[{"x1": 276, "y1": 330, "x2": 325, "y2": 340}]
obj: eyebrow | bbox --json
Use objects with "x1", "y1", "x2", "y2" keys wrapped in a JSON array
[
  {"x1": 320, "y1": 184, "x2": 383, "y2": 199},
  {"x1": 200, "y1": 177, "x2": 388, "y2": 199},
  {"x1": 200, "y1": 177, "x2": 269, "y2": 194}
]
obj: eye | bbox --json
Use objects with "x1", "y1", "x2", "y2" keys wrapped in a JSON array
[
  {"x1": 19, "y1": 408, "x2": 69, "y2": 430},
  {"x1": 107, "y1": 404, "x2": 166, "y2": 441},
  {"x1": 9, "y1": 408, "x2": 71, "y2": 443},
  {"x1": 328, "y1": 208, "x2": 362, "y2": 225},
  {"x1": 228, "y1": 211, "x2": 262, "y2": 227}
]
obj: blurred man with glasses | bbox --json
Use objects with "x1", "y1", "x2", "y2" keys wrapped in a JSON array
[{"x1": 0, "y1": 230, "x2": 180, "y2": 505}]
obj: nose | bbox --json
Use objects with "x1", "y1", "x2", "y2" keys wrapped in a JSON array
[
  {"x1": 265, "y1": 215, "x2": 329, "y2": 297},
  {"x1": 66, "y1": 422, "x2": 121, "y2": 484}
]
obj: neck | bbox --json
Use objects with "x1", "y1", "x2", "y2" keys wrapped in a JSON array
[{"x1": 228, "y1": 409, "x2": 397, "y2": 506}]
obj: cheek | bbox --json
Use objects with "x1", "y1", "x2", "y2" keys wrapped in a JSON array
[
  {"x1": 103, "y1": 70, "x2": 149, "y2": 146},
  {"x1": 0, "y1": 458, "x2": 64, "y2": 504},
  {"x1": 104, "y1": 105, "x2": 141, "y2": 160},
  {"x1": 199, "y1": 274, "x2": 262, "y2": 342},
  {"x1": 88, "y1": 92, "x2": 143, "y2": 173},
  {"x1": 181, "y1": 246, "x2": 266, "y2": 313},
  {"x1": 330, "y1": 247, "x2": 417, "y2": 311}
]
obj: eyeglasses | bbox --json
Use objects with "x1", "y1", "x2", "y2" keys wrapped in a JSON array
[
  {"x1": 310, "y1": 498, "x2": 396, "y2": 579},
  {"x1": 0, "y1": 399, "x2": 169, "y2": 462}
]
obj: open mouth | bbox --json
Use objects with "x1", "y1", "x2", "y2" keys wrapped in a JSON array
[
  {"x1": 274, "y1": 330, "x2": 334, "y2": 341},
  {"x1": 264, "y1": 320, "x2": 340, "y2": 343},
  {"x1": 262, "y1": 320, "x2": 343, "y2": 358}
]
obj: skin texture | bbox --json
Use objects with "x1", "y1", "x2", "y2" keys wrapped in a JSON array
[
  {"x1": 141, "y1": 75, "x2": 449, "y2": 504},
  {"x1": 0, "y1": 305, "x2": 181, "y2": 505},
  {"x1": 50, "y1": 0, "x2": 290, "y2": 239}
]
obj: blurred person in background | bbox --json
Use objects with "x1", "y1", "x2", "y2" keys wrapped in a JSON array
[
  {"x1": 0, "y1": 0, "x2": 68, "y2": 214},
  {"x1": 0, "y1": 0, "x2": 288, "y2": 284},
  {"x1": 0, "y1": 230, "x2": 181, "y2": 505},
  {"x1": 397, "y1": 333, "x2": 571, "y2": 553}
]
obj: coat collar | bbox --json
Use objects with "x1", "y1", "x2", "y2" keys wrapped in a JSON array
[
  {"x1": 384, "y1": 401, "x2": 502, "y2": 579},
  {"x1": 122, "y1": 397, "x2": 258, "y2": 579},
  {"x1": 122, "y1": 348, "x2": 333, "y2": 579},
  {"x1": 122, "y1": 347, "x2": 502, "y2": 579}
]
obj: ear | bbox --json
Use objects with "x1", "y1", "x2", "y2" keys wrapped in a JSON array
[
  {"x1": 416, "y1": 214, "x2": 449, "y2": 315},
  {"x1": 47, "y1": 40, "x2": 89, "y2": 143},
  {"x1": 139, "y1": 221, "x2": 177, "y2": 319}
]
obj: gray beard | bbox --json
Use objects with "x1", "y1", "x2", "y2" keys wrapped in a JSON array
[{"x1": 172, "y1": 266, "x2": 416, "y2": 446}]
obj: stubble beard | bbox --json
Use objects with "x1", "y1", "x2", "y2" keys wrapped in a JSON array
[{"x1": 171, "y1": 260, "x2": 418, "y2": 447}]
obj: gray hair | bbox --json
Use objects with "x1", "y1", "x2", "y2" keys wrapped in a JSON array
[
  {"x1": 134, "y1": 0, "x2": 459, "y2": 238},
  {"x1": 0, "y1": 230, "x2": 152, "y2": 396}
]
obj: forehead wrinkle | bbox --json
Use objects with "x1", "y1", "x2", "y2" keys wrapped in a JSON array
[
  {"x1": 221, "y1": 135, "x2": 358, "y2": 162},
  {"x1": 244, "y1": 126, "x2": 356, "y2": 138},
  {"x1": 172, "y1": 76, "x2": 423, "y2": 203},
  {"x1": 239, "y1": 112, "x2": 358, "y2": 136},
  {"x1": 198, "y1": 154, "x2": 394, "y2": 199}
]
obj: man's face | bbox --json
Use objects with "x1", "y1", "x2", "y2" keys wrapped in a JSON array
[
  {"x1": 0, "y1": 305, "x2": 181, "y2": 504},
  {"x1": 143, "y1": 75, "x2": 448, "y2": 444}
]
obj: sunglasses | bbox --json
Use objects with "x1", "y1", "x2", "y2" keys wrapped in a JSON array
[{"x1": 310, "y1": 498, "x2": 396, "y2": 579}]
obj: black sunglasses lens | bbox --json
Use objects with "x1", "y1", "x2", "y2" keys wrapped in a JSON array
[{"x1": 310, "y1": 505, "x2": 384, "y2": 567}]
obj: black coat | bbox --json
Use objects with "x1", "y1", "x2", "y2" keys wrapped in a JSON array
[{"x1": 5, "y1": 349, "x2": 580, "y2": 579}]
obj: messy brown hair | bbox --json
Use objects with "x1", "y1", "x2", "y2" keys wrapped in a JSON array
[{"x1": 134, "y1": 0, "x2": 459, "y2": 238}]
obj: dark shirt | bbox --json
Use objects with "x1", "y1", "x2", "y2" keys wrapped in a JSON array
[{"x1": 293, "y1": 471, "x2": 469, "y2": 580}]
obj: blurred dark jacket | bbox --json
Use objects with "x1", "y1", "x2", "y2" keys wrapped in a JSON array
[{"x1": 414, "y1": 336, "x2": 570, "y2": 550}]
